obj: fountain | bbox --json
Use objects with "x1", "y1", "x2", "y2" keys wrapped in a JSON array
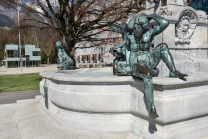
[{"x1": 39, "y1": 1, "x2": 208, "y2": 138}]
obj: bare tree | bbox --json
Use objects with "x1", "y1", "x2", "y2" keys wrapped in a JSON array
[
  {"x1": 0, "y1": 29, "x2": 8, "y2": 62},
  {"x1": 19, "y1": 14, "x2": 59, "y2": 64},
  {"x1": 1, "y1": 0, "x2": 138, "y2": 65}
]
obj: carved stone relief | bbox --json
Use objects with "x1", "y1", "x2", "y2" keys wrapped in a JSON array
[
  {"x1": 167, "y1": 0, "x2": 184, "y2": 5},
  {"x1": 196, "y1": 10, "x2": 208, "y2": 20},
  {"x1": 175, "y1": 10, "x2": 197, "y2": 43},
  {"x1": 146, "y1": 0, "x2": 157, "y2": 9},
  {"x1": 156, "y1": 6, "x2": 172, "y2": 16},
  {"x1": 168, "y1": 0, "x2": 177, "y2": 4}
]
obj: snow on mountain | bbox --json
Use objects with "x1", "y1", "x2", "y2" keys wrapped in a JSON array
[
  {"x1": 25, "y1": 0, "x2": 59, "y2": 23},
  {"x1": 26, "y1": 0, "x2": 59, "y2": 15}
]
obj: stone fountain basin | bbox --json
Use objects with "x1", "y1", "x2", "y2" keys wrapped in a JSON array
[{"x1": 40, "y1": 68, "x2": 208, "y2": 138}]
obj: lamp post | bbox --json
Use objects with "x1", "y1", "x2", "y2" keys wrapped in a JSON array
[{"x1": 17, "y1": 3, "x2": 23, "y2": 74}]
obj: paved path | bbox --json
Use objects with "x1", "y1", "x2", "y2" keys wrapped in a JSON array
[
  {"x1": 0, "y1": 64, "x2": 58, "y2": 75},
  {"x1": 0, "y1": 96, "x2": 139, "y2": 139},
  {"x1": 0, "y1": 90, "x2": 40, "y2": 104}
]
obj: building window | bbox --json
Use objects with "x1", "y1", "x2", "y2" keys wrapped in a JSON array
[
  {"x1": 33, "y1": 51, "x2": 40, "y2": 56},
  {"x1": 6, "y1": 50, "x2": 19, "y2": 58},
  {"x1": 7, "y1": 61, "x2": 18, "y2": 68},
  {"x1": 7, "y1": 61, "x2": 12, "y2": 68},
  {"x1": 35, "y1": 45, "x2": 40, "y2": 48},
  {"x1": 26, "y1": 61, "x2": 30, "y2": 67},
  {"x1": 26, "y1": 55, "x2": 30, "y2": 60},
  {"x1": 7, "y1": 50, "x2": 13, "y2": 58},
  {"x1": 14, "y1": 50, "x2": 19, "y2": 57},
  {"x1": 22, "y1": 49, "x2": 25, "y2": 57},
  {"x1": 87, "y1": 55, "x2": 90, "y2": 62}
]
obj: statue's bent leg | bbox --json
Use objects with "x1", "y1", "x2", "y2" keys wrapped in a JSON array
[
  {"x1": 125, "y1": 49, "x2": 130, "y2": 65},
  {"x1": 143, "y1": 74, "x2": 158, "y2": 119},
  {"x1": 132, "y1": 63, "x2": 159, "y2": 119},
  {"x1": 113, "y1": 57, "x2": 120, "y2": 75},
  {"x1": 151, "y1": 43, "x2": 175, "y2": 70},
  {"x1": 66, "y1": 57, "x2": 74, "y2": 65},
  {"x1": 112, "y1": 48, "x2": 131, "y2": 75},
  {"x1": 151, "y1": 43, "x2": 187, "y2": 78}
]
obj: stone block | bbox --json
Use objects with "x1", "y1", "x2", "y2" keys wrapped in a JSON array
[
  {"x1": 175, "y1": 49, "x2": 185, "y2": 59},
  {"x1": 163, "y1": 24, "x2": 175, "y2": 48},
  {"x1": 154, "y1": 33, "x2": 163, "y2": 47},
  {"x1": 197, "y1": 26, "x2": 208, "y2": 47},
  {"x1": 167, "y1": 0, "x2": 184, "y2": 6},
  {"x1": 198, "y1": 48, "x2": 207, "y2": 58},
  {"x1": 184, "y1": 61, "x2": 200, "y2": 75},
  {"x1": 40, "y1": 70, "x2": 208, "y2": 138}
]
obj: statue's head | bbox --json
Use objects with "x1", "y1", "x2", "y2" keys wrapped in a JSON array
[
  {"x1": 178, "y1": 16, "x2": 190, "y2": 33},
  {"x1": 54, "y1": 41, "x2": 63, "y2": 49},
  {"x1": 136, "y1": 16, "x2": 149, "y2": 31},
  {"x1": 131, "y1": 16, "x2": 149, "y2": 39}
]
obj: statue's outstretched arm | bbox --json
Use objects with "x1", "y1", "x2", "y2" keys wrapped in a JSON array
[
  {"x1": 107, "y1": 19, "x2": 121, "y2": 32},
  {"x1": 57, "y1": 50, "x2": 63, "y2": 63},
  {"x1": 111, "y1": 40, "x2": 127, "y2": 57},
  {"x1": 112, "y1": 39, "x2": 127, "y2": 50},
  {"x1": 146, "y1": 14, "x2": 169, "y2": 38}
]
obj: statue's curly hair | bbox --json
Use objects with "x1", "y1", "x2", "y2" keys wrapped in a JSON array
[{"x1": 138, "y1": 16, "x2": 148, "y2": 25}]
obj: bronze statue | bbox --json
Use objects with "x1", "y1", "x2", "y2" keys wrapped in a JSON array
[
  {"x1": 108, "y1": 14, "x2": 187, "y2": 119},
  {"x1": 55, "y1": 41, "x2": 76, "y2": 70}
]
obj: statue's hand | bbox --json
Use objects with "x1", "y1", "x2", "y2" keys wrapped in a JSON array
[
  {"x1": 107, "y1": 18, "x2": 111, "y2": 23},
  {"x1": 146, "y1": 14, "x2": 158, "y2": 20},
  {"x1": 110, "y1": 48, "x2": 114, "y2": 55}
]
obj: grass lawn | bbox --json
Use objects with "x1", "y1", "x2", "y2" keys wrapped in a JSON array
[{"x1": 0, "y1": 73, "x2": 42, "y2": 92}]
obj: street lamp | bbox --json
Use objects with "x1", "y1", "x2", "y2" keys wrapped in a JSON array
[{"x1": 17, "y1": 2, "x2": 23, "y2": 74}]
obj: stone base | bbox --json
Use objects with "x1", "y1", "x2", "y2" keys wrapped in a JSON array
[
  {"x1": 76, "y1": 63, "x2": 107, "y2": 68},
  {"x1": 40, "y1": 68, "x2": 208, "y2": 139},
  {"x1": 131, "y1": 115, "x2": 208, "y2": 139},
  {"x1": 157, "y1": 58, "x2": 208, "y2": 76}
]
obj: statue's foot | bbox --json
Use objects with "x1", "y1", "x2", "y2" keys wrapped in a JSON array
[
  {"x1": 149, "y1": 107, "x2": 159, "y2": 119},
  {"x1": 169, "y1": 70, "x2": 188, "y2": 78}
]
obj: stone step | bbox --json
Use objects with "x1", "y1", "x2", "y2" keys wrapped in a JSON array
[
  {"x1": 0, "y1": 103, "x2": 17, "y2": 114},
  {"x1": 0, "y1": 104, "x2": 22, "y2": 139},
  {"x1": 0, "y1": 96, "x2": 140, "y2": 139},
  {"x1": 16, "y1": 98, "x2": 36, "y2": 104}
]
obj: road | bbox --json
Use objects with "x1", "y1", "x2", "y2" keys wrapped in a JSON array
[{"x1": 0, "y1": 90, "x2": 40, "y2": 104}]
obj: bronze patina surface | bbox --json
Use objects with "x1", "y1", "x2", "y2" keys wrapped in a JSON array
[
  {"x1": 108, "y1": 14, "x2": 187, "y2": 119},
  {"x1": 55, "y1": 41, "x2": 76, "y2": 70}
]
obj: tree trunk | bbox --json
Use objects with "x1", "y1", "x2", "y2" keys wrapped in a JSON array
[
  {"x1": 64, "y1": 37, "x2": 76, "y2": 66},
  {"x1": 47, "y1": 57, "x2": 50, "y2": 64}
]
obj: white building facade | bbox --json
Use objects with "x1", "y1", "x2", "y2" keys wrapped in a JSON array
[{"x1": 3, "y1": 44, "x2": 41, "y2": 68}]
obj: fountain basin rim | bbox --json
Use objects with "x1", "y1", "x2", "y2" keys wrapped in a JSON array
[{"x1": 39, "y1": 70, "x2": 208, "y2": 86}]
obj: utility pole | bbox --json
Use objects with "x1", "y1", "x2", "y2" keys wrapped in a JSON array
[{"x1": 17, "y1": 3, "x2": 23, "y2": 74}]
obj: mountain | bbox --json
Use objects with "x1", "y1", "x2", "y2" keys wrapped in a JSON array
[
  {"x1": 25, "y1": 0, "x2": 60, "y2": 23},
  {"x1": 0, "y1": 13, "x2": 14, "y2": 27},
  {"x1": 0, "y1": 0, "x2": 58, "y2": 27},
  {"x1": 0, "y1": 0, "x2": 67, "y2": 27},
  {"x1": 26, "y1": 0, "x2": 60, "y2": 16},
  {"x1": 0, "y1": 4, "x2": 25, "y2": 27}
]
